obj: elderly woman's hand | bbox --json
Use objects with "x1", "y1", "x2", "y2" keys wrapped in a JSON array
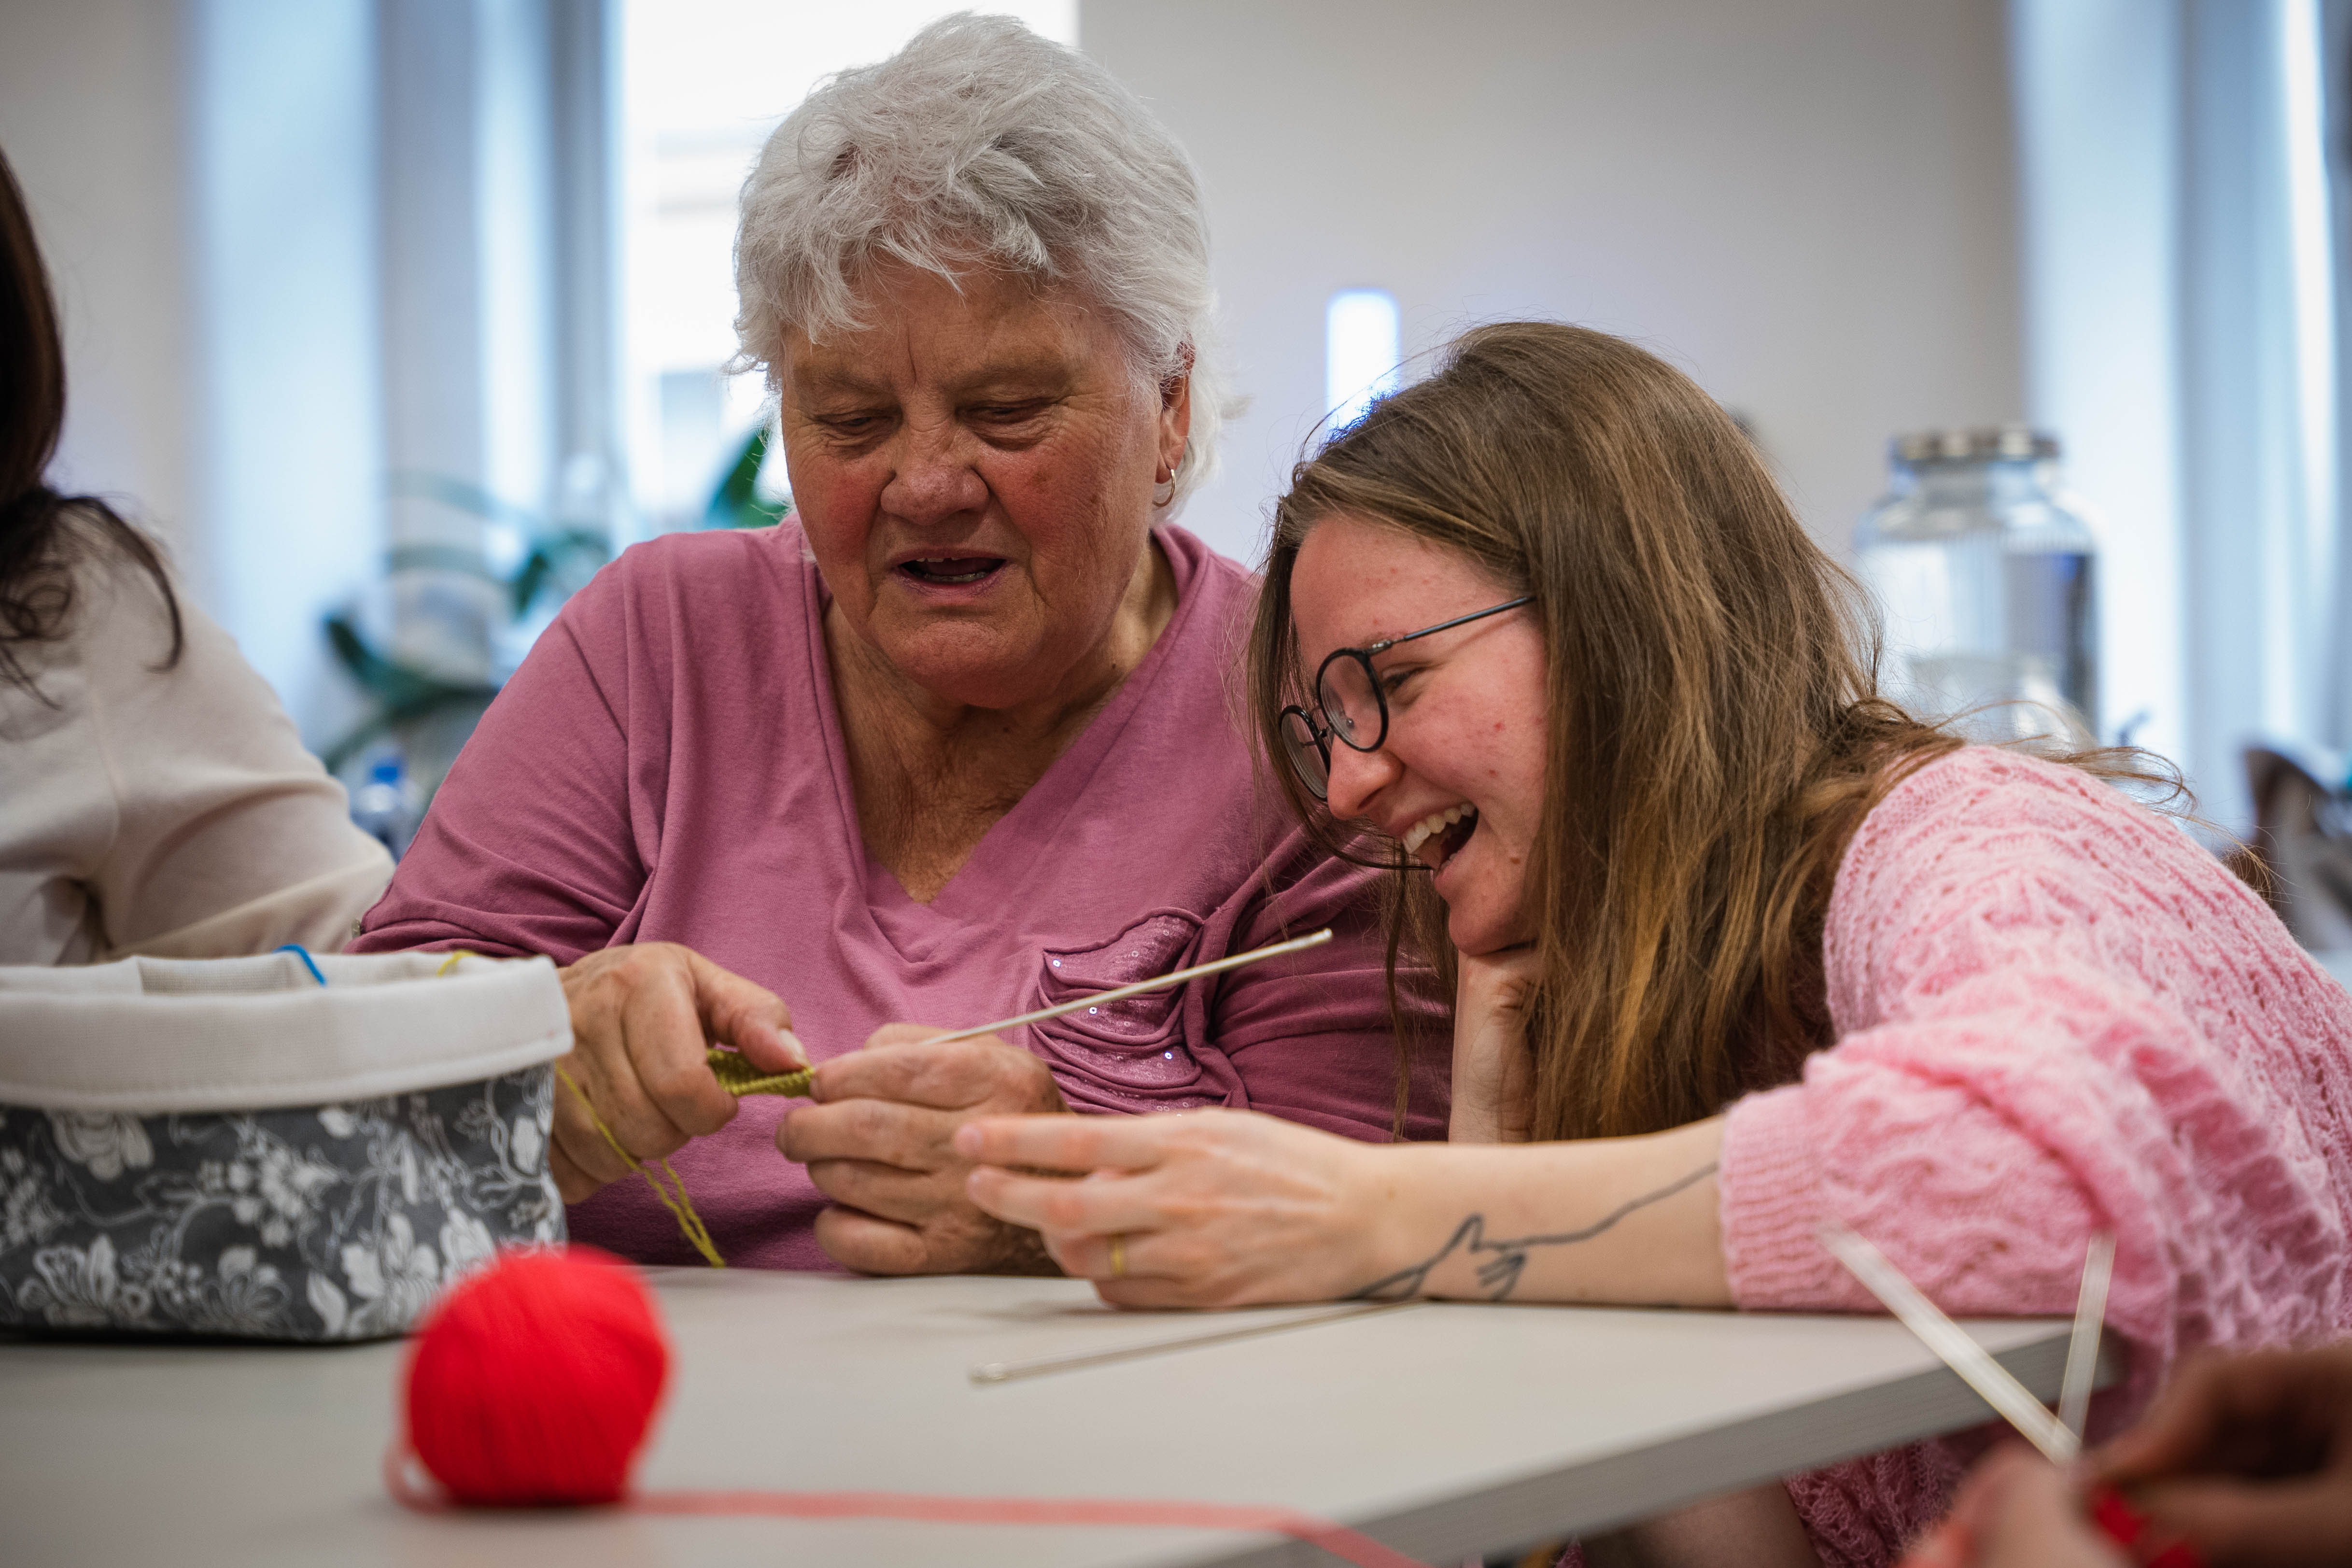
[
  {"x1": 551, "y1": 943, "x2": 806, "y2": 1204},
  {"x1": 954, "y1": 1108, "x2": 1385, "y2": 1307},
  {"x1": 778, "y1": 1026, "x2": 1070, "y2": 1275}
]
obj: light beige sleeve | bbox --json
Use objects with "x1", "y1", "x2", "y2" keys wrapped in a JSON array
[{"x1": 75, "y1": 555, "x2": 395, "y2": 958}]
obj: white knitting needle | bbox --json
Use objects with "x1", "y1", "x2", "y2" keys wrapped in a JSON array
[
  {"x1": 2058, "y1": 1232, "x2": 2117, "y2": 1443},
  {"x1": 924, "y1": 929, "x2": 1335, "y2": 1045},
  {"x1": 1819, "y1": 1220, "x2": 2080, "y2": 1463}
]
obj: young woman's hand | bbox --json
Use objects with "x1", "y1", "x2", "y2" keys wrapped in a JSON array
[
  {"x1": 1451, "y1": 946, "x2": 1541, "y2": 1144},
  {"x1": 953, "y1": 1108, "x2": 1387, "y2": 1307}
]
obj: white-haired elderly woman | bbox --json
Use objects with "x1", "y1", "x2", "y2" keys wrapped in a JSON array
[{"x1": 353, "y1": 14, "x2": 1443, "y2": 1272}]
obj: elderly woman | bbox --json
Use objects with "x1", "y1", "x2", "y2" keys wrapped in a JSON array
[{"x1": 352, "y1": 16, "x2": 1440, "y2": 1272}]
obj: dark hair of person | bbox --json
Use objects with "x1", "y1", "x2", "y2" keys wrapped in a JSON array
[
  {"x1": 1249, "y1": 323, "x2": 2180, "y2": 1142},
  {"x1": 0, "y1": 144, "x2": 182, "y2": 697}
]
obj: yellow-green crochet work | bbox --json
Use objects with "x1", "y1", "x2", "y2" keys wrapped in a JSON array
[{"x1": 707, "y1": 1049, "x2": 814, "y2": 1099}]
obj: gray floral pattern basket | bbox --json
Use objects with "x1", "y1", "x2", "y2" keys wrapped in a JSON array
[{"x1": 0, "y1": 949, "x2": 572, "y2": 1341}]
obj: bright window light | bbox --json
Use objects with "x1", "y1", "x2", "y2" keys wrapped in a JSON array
[
  {"x1": 1325, "y1": 288, "x2": 1402, "y2": 428},
  {"x1": 2278, "y1": 0, "x2": 2337, "y2": 735},
  {"x1": 620, "y1": 0, "x2": 1079, "y2": 531}
]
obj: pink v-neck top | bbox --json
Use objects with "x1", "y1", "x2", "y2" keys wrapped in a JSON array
[{"x1": 352, "y1": 521, "x2": 1444, "y2": 1269}]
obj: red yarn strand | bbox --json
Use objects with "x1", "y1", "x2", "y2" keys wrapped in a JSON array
[
  {"x1": 386, "y1": 1455, "x2": 1423, "y2": 1568},
  {"x1": 633, "y1": 1489, "x2": 1427, "y2": 1568},
  {"x1": 396, "y1": 1249, "x2": 1426, "y2": 1568}
]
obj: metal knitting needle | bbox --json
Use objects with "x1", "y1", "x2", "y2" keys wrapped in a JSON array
[
  {"x1": 924, "y1": 929, "x2": 1335, "y2": 1045},
  {"x1": 1819, "y1": 1220, "x2": 2081, "y2": 1463},
  {"x1": 969, "y1": 1300, "x2": 1415, "y2": 1385},
  {"x1": 2058, "y1": 1233, "x2": 2117, "y2": 1443}
]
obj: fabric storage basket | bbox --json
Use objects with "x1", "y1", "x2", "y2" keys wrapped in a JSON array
[{"x1": 0, "y1": 949, "x2": 570, "y2": 1341}]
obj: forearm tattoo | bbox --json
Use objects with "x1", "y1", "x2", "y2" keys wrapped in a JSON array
[{"x1": 1346, "y1": 1160, "x2": 1720, "y2": 1302}]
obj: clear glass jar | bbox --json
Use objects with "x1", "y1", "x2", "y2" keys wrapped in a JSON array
[{"x1": 1854, "y1": 426, "x2": 2100, "y2": 744}]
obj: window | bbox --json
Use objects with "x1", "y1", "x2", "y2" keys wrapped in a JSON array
[
  {"x1": 619, "y1": 0, "x2": 1078, "y2": 533},
  {"x1": 1324, "y1": 288, "x2": 1402, "y2": 430}
]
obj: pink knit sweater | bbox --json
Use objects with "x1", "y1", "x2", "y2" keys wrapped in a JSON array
[{"x1": 1714, "y1": 747, "x2": 2352, "y2": 1565}]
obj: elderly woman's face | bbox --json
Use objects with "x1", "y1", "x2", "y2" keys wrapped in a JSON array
[{"x1": 775, "y1": 264, "x2": 1188, "y2": 710}]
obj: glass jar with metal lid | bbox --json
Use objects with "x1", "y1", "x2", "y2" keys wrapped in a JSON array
[{"x1": 1854, "y1": 425, "x2": 2099, "y2": 743}]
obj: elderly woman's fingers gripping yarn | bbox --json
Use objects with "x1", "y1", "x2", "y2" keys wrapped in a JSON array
[
  {"x1": 562, "y1": 949, "x2": 730, "y2": 1131},
  {"x1": 813, "y1": 1029, "x2": 1058, "y2": 1111},
  {"x1": 705, "y1": 1049, "x2": 812, "y2": 1098},
  {"x1": 549, "y1": 1046, "x2": 693, "y2": 1208},
  {"x1": 552, "y1": 943, "x2": 807, "y2": 1208},
  {"x1": 619, "y1": 974, "x2": 741, "y2": 1140},
  {"x1": 677, "y1": 946, "x2": 806, "y2": 1074}
]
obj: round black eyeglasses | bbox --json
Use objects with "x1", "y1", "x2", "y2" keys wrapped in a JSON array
[{"x1": 1278, "y1": 596, "x2": 1533, "y2": 801}]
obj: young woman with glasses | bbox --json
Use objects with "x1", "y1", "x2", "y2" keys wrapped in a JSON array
[{"x1": 958, "y1": 323, "x2": 2352, "y2": 1566}]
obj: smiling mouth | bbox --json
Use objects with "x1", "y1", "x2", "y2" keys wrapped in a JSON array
[
  {"x1": 898, "y1": 555, "x2": 1007, "y2": 586},
  {"x1": 1402, "y1": 805, "x2": 1479, "y2": 870}
]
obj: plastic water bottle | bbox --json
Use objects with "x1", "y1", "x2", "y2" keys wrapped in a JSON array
[
  {"x1": 1854, "y1": 426, "x2": 2099, "y2": 744},
  {"x1": 351, "y1": 754, "x2": 422, "y2": 860}
]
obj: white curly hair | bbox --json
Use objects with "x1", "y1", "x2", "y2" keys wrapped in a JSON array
[{"x1": 732, "y1": 12, "x2": 1234, "y2": 511}]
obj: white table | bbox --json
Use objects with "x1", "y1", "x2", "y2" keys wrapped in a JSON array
[{"x1": 0, "y1": 1269, "x2": 2089, "y2": 1567}]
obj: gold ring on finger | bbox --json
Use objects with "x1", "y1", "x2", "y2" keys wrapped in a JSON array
[{"x1": 1108, "y1": 1233, "x2": 1128, "y2": 1279}]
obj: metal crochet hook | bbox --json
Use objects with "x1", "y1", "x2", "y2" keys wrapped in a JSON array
[
  {"x1": 969, "y1": 1300, "x2": 1417, "y2": 1385},
  {"x1": 1820, "y1": 1221, "x2": 2115, "y2": 1464},
  {"x1": 923, "y1": 928, "x2": 1335, "y2": 1045}
]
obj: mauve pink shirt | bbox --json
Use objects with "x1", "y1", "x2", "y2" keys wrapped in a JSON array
[{"x1": 353, "y1": 521, "x2": 1444, "y2": 1269}]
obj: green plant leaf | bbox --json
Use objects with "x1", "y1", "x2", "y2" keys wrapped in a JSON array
[
  {"x1": 510, "y1": 527, "x2": 612, "y2": 616},
  {"x1": 704, "y1": 423, "x2": 790, "y2": 529},
  {"x1": 320, "y1": 613, "x2": 499, "y2": 774}
]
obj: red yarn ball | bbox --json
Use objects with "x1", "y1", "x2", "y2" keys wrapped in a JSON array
[{"x1": 403, "y1": 1246, "x2": 670, "y2": 1507}]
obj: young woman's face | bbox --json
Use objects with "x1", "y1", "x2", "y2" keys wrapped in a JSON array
[{"x1": 1288, "y1": 515, "x2": 1549, "y2": 956}]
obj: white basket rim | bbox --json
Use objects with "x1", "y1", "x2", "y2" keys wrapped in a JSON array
[{"x1": 0, "y1": 951, "x2": 573, "y2": 1111}]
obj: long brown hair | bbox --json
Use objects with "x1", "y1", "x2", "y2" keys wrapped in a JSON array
[
  {"x1": 0, "y1": 143, "x2": 181, "y2": 696},
  {"x1": 1250, "y1": 323, "x2": 2159, "y2": 1141}
]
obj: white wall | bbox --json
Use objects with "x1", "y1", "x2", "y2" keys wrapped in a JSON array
[
  {"x1": 4, "y1": 0, "x2": 2035, "y2": 743},
  {"x1": 189, "y1": 0, "x2": 383, "y2": 742},
  {"x1": 0, "y1": 0, "x2": 197, "y2": 585},
  {"x1": 2011, "y1": 0, "x2": 2185, "y2": 774},
  {"x1": 1081, "y1": 0, "x2": 2025, "y2": 571},
  {"x1": 0, "y1": 0, "x2": 383, "y2": 746}
]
